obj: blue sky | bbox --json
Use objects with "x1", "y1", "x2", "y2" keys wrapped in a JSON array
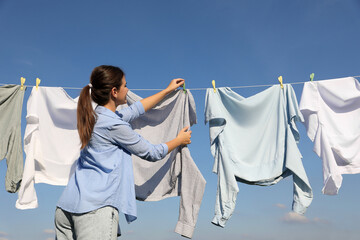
[{"x1": 1, "y1": 0, "x2": 360, "y2": 239}]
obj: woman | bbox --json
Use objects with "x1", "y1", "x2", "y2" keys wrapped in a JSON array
[{"x1": 55, "y1": 65, "x2": 191, "y2": 239}]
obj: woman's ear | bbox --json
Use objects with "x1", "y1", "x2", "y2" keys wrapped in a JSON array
[{"x1": 110, "y1": 87, "x2": 118, "y2": 98}]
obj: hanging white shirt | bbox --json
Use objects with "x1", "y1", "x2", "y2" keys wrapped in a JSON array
[
  {"x1": 16, "y1": 87, "x2": 81, "y2": 209},
  {"x1": 299, "y1": 77, "x2": 360, "y2": 195}
]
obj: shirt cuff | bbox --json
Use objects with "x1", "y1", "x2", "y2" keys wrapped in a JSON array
[
  {"x1": 175, "y1": 221, "x2": 195, "y2": 239},
  {"x1": 133, "y1": 101, "x2": 145, "y2": 116},
  {"x1": 292, "y1": 199, "x2": 310, "y2": 215},
  {"x1": 16, "y1": 198, "x2": 39, "y2": 210},
  {"x1": 160, "y1": 143, "x2": 168, "y2": 157},
  {"x1": 5, "y1": 177, "x2": 21, "y2": 193},
  {"x1": 211, "y1": 214, "x2": 227, "y2": 228}
]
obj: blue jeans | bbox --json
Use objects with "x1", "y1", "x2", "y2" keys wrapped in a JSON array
[{"x1": 55, "y1": 206, "x2": 119, "y2": 240}]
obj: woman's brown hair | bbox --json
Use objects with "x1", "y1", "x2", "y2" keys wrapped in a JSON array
[{"x1": 77, "y1": 65, "x2": 124, "y2": 149}]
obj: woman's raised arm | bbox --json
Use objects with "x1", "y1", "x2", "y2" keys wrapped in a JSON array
[{"x1": 140, "y1": 78, "x2": 184, "y2": 112}]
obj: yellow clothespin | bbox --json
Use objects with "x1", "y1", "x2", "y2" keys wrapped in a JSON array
[
  {"x1": 20, "y1": 77, "x2": 26, "y2": 90},
  {"x1": 36, "y1": 78, "x2": 41, "y2": 90},
  {"x1": 212, "y1": 80, "x2": 216, "y2": 93},
  {"x1": 278, "y1": 76, "x2": 284, "y2": 89}
]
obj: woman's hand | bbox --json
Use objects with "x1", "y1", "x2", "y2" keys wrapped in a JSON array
[
  {"x1": 176, "y1": 126, "x2": 192, "y2": 145},
  {"x1": 140, "y1": 78, "x2": 185, "y2": 113},
  {"x1": 165, "y1": 126, "x2": 192, "y2": 153},
  {"x1": 165, "y1": 78, "x2": 185, "y2": 94}
]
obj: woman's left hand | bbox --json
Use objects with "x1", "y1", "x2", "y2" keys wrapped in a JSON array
[
  {"x1": 141, "y1": 78, "x2": 185, "y2": 112},
  {"x1": 165, "y1": 78, "x2": 185, "y2": 93}
]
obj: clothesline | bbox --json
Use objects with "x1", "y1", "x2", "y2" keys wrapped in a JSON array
[{"x1": 1, "y1": 75, "x2": 359, "y2": 91}]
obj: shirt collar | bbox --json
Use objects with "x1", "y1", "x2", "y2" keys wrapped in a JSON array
[{"x1": 95, "y1": 105, "x2": 120, "y2": 119}]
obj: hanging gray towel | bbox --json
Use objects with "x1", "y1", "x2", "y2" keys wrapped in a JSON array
[
  {"x1": 119, "y1": 89, "x2": 206, "y2": 239},
  {"x1": 0, "y1": 85, "x2": 26, "y2": 193}
]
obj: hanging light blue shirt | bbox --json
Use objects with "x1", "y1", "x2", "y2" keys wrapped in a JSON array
[
  {"x1": 205, "y1": 85, "x2": 313, "y2": 227},
  {"x1": 57, "y1": 101, "x2": 168, "y2": 224}
]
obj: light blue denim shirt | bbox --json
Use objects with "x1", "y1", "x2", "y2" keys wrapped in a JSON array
[
  {"x1": 57, "y1": 101, "x2": 168, "y2": 224},
  {"x1": 205, "y1": 85, "x2": 313, "y2": 227}
]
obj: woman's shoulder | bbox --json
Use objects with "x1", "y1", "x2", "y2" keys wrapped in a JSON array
[{"x1": 94, "y1": 109, "x2": 129, "y2": 129}]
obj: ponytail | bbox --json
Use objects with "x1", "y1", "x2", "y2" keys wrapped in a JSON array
[
  {"x1": 77, "y1": 85, "x2": 96, "y2": 149},
  {"x1": 77, "y1": 65, "x2": 124, "y2": 149}
]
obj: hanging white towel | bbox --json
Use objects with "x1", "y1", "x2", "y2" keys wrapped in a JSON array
[
  {"x1": 16, "y1": 87, "x2": 81, "y2": 209},
  {"x1": 300, "y1": 77, "x2": 360, "y2": 195}
]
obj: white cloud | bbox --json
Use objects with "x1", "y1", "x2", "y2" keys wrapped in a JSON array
[
  {"x1": 0, "y1": 232, "x2": 7, "y2": 236},
  {"x1": 275, "y1": 203, "x2": 287, "y2": 209},
  {"x1": 43, "y1": 229, "x2": 55, "y2": 234},
  {"x1": 0, "y1": 237, "x2": 9, "y2": 240},
  {"x1": 281, "y1": 212, "x2": 332, "y2": 225},
  {"x1": 45, "y1": 238, "x2": 54, "y2": 240},
  {"x1": 282, "y1": 212, "x2": 310, "y2": 223}
]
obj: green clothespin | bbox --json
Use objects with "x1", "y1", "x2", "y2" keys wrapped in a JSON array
[
  {"x1": 183, "y1": 82, "x2": 186, "y2": 93},
  {"x1": 310, "y1": 73, "x2": 315, "y2": 81}
]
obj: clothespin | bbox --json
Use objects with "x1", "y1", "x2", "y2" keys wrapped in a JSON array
[
  {"x1": 212, "y1": 80, "x2": 216, "y2": 93},
  {"x1": 310, "y1": 73, "x2": 315, "y2": 82},
  {"x1": 36, "y1": 78, "x2": 41, "y2": 90},
  {"x1": 20, "y1": 77, "x2": 26, "y2": 90},
  {"x1": 278, "y1": 76, "x2": 284, "y2": 89},
  {"x1": 183, "y1": 82, "x2": 186, "y2": 93}
]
